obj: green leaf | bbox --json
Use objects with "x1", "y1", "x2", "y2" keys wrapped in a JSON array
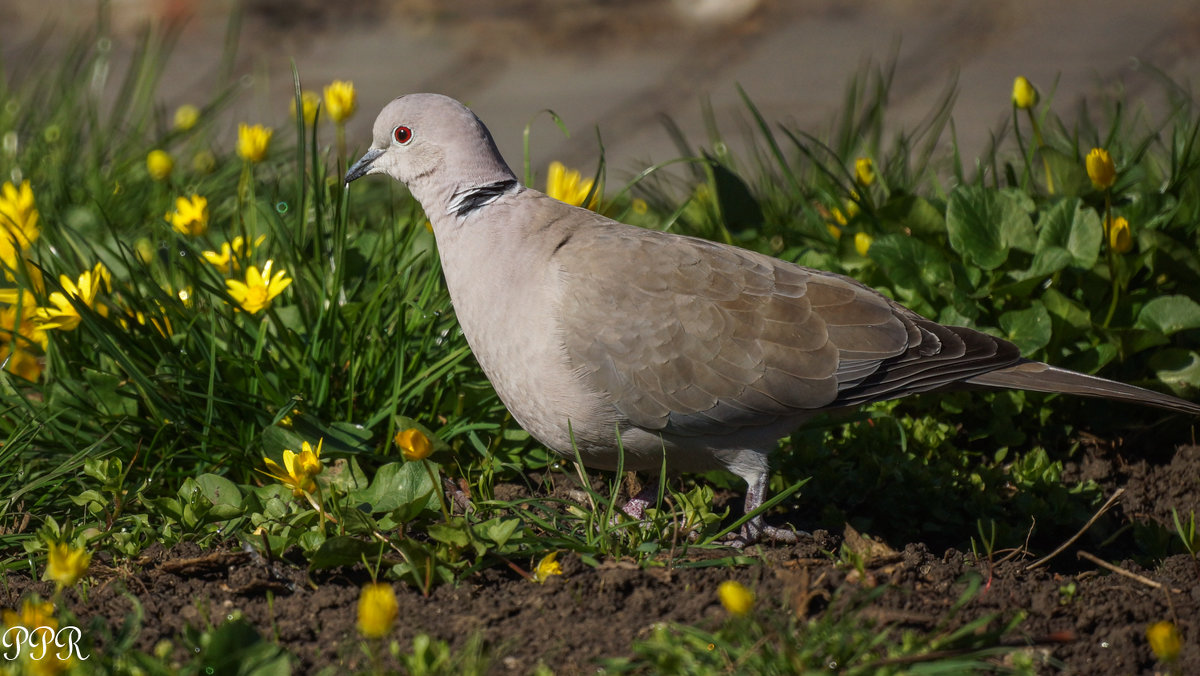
[
  {"x1": 1041, "y1": 288, "x2": 1092, "y2": 331},
  {"x1": 195, "y1": 618, "x2": 293, "y2": 676},
  {"x1": 67, "y1": 490, "x2": 107, "y2": 509},
  {"x1": 866, "y1": 234, "x2": 954, "y2": 315},
  {"x1": 878, "y1": 192, "x2": 945, "y2": 236},
  {"x1": 1040, "y1": 147, "x2": 1092, "y2": 196},
  {"x1": 998, "y1": 302, "x2": 1052, "y2": 354},
  {"x1": 195, "y1": 473, "x2": 244, "y2": 519},
  {"x1": 308, "y1": 535, "x2": 384, "y2": 570},
  {"x1": 196, "y1": 473, "x2": 243, "y2": 509},
  {"x1": 1024, "y1": 246, "x2": 1074, "y2": 278},
  {"x1": 946, "y1": 186, "x2": 1035, "y2": 270},
  {"x1": 428, "y1": 521, "x2": 472, "y2": 548},
  {"x1": 351, "y1": 460, "x2": 437, "y2": 520},
  {"x1": 476, "y1": 517, "x2": 522, "y2": 549},
  {"x1": 704, "y1": 154, "x2": 764, "y2": 235},
  {"x1": 1148, "y1": 348, "x2": 1200, "y2": 392},
  {"x1": 260, "y1": 425, "x2": 308, "y2": 458},
  {"x1": 82, "y1": 367, "x2": 138, "y2": 417},
  {"x1": 1032, "y1": 198, "x2": 1101, "y2": 271},
  {"x1": 1135, "y1": 295, "x2": 1200, "y2": 336}
]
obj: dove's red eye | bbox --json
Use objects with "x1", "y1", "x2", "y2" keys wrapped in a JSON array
[{"x1": 393, "y1": 126, "x2": 413, "y2": 145}]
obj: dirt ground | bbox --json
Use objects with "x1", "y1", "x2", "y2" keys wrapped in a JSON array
[{"x1": 6, "y1": 442, "x2": 1198, "y2": 674}]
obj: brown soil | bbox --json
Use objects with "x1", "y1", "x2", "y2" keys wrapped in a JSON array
[{"x1": 5, "y1": 444, "x2": 1199, "y2": 674}]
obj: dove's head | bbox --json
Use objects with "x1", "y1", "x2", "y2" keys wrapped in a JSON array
[{"x1": 344, "y1": 94, "x2": 516, "y2": 206}]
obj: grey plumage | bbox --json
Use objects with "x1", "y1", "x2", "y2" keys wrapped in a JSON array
[{"x1": 346, "y1": 93, "x2": 1200, "y2": 545}]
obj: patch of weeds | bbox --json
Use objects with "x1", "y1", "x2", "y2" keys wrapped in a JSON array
[
  {"x1": 604, "y1": 574, "x2": 1032, "y2": 674},
  {"x1": 1171, "y1": 508, "x2": 1199, "y2": 576}
]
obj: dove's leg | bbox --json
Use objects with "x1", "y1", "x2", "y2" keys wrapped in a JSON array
[{"x1": 721, "y1": 450, "x2": 804, "y2": 548}]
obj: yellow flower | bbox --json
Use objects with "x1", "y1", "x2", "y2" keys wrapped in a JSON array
[
  {"x1": 0, "y1": 180, "x2": 40, "y2": 270},
  {"x1": 146, "y1": 149, "x2": 174, "y2": 181},
  {"x1": 1, "y1": 346, "x2": 42, "y2": 381},
  {"x1": 1146, "y1": 621, "x2": 1182, "y2": 663},
  {"x1": 546, "y1": 161, "x2": 599, "y2": 211},
  {"x1": 1011, "y1": 76, "x2": 1038, "y2": 109},
  {"x1": 202, "y1": 235, "x2": 263, "y2": 274},
  {"x1": 37, "y1": 264, "x2": 110, "y2": 331},
  {"x1": 0, "y1": 289, "x2": 47, "y2": 349},
  {"x1": 394, "y1": 427, "x2": 432, "y2": 461},
  {"x1": 0, "y1": 293, "x2": 47, "y2": 381},
  {"x1": 237, "y1": 123, "x2": 273, "y2": 164},
  {"x1": 854, "y1": 157, "x2": 875, "y2": 186},
  {"x1": 632, "y1": 198, "x2": 649, "y2": 215},
  {"x1": 827, "y1": 224, "x2": 842, "y2": 240},
  {"x1": 225, "y1": 259, "x2": 292, "y2": 314},
  {"x1": 532, "y1": 551, "x2": 563, "y2": 583},
  {"x1": 854, "y1": 232, "x2": 873, "y2": 257},
  {"x1": 44, "y1": 541, "x2": 91, "y2": 589},
  {"x1": 717, "y1": 580, "x2": 754, "y2": 616},
  {"x1": 173, "y1": 104, "x2": 200, "y2": 131},
  {"x1": 165, "y1": 194, "x2": 209, "y2": 236},
  {"x1": 3, "y1": 598, "x2": 71, "y2": 675},
  {"x1": 261, "y1": 438, "x2": 324, "y2": 497},
  {"x1": 356, "y1": 582, "x2": 398, "y2": 639},
  {"x1": 1086, "y1": 147, "x2": 1116, "y2": 190},
  {"x1": 291, "y1": 90, "x2": 321, "y2": 126},
  {"x1": 1106, "y1": 215, "x2": 1132, "y2": 254},
  {"x1": 2, "y1": 598, "x2": 57, "y2": 632},
  {"x1": 323, "y1": 81, "x2": 357, "y2": 125}
]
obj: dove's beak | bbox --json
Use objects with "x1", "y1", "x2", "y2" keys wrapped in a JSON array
[{"x1": 344, "y1": 147, "x2": 385, "y2": 184}]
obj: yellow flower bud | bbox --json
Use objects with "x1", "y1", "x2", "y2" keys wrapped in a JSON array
[
  {"x1": 1106, "y1": 215, "x2": 1132, "y2": 254},
  {"x1": 854, "y1": 232, "x2": 873, "y2": 257},
  {"x1": 1012, "y1": 76, "x2": 1038, "y2": 109},
  {"x1": 1086, "y1": 147, "x2": 1116, "y2": 190},
  {"x1": 291, "y1": 91, "x2": 321, "y2": 126},
  {"x1": 237, "y1": 124, "x2": 273, "y2": 164},
  {"x1": 854, "y1": 157, "x2": 875, "y2": 186},
  {"x1": 394, "y1": 427, "x2": 432, "y2": 461},
  {"x1": 1146, "y1": 621, "x2": 1181, "y2": 663},
  {"x1": 173, "y1": 104, "x2": 200, "y2": 131},
  {"x1": 323, "y1": 80, "x2": 358, "y2": 125},
  {"x1": 146, "y1": 149, "x2": 174, "y2": 181},
  {"x1": 717, "y1": 580, "x2": 754, "y2": 616},
  {"x1": 45, "y1": 541, "x2": 92, "y2": 589},
  {"x1": 356, "y1": 582, "x2": 398, "y2": 639}
]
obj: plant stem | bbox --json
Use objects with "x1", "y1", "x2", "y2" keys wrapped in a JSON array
[{"x1": 1026, "y1": 109, "x2": 1055, "y2": 194}]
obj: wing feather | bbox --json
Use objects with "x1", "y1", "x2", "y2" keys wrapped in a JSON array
[{"x1": 555, "y1": 220, "x2": 1024, "y2": 436}]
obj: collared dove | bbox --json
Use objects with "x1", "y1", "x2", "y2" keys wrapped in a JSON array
[{"x1": 346, "y1": 93, "x2": 1200, "y2": 546}]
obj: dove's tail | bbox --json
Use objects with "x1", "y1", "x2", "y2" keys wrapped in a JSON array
[{"x1": 966, "y1": 360, "x2": 1200, "y2": 416}]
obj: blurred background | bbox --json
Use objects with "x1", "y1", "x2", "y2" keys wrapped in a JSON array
[{"x1": 1, "y1": 0, "x2": 1198, "y2": 179}]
